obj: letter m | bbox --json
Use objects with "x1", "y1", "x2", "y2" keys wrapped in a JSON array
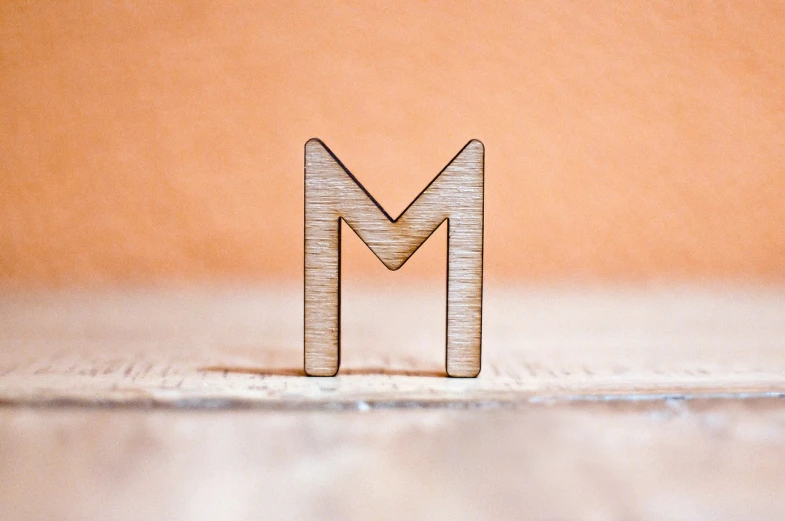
[{"x1": 304, "y1": 139, "x2": 484, "y2": 377}]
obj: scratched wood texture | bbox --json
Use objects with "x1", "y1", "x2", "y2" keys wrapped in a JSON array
[{"x1": 1, "y1": 286, "x2": 785, "y2": 520}]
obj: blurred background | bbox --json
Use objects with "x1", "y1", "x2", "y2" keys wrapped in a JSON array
[{"x1": 1, "y1": 1, "x2": 783, "y2": 288}]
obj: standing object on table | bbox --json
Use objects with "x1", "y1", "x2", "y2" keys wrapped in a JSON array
[{"x1": 304, "y1": 139, "x2": 484, "y2": 377}]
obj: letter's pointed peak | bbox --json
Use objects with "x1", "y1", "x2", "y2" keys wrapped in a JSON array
[
  {"x1": 447, "y1": 139, "x2": 484, "y2": 161},
  {"x1": 445, "y1": 139, "x2": 484, "y2": 169},
  {"x1": 467, "y1": 139, "x2": 484, "y2": 150},
  {"x1": 305, "y1": 137, "x2": 327, "y2": 150}
]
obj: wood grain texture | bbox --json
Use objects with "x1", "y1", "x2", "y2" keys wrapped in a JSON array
[
  {"x1": 2, "y1": 287, "x2": 785, "y2": 519},
  {"x1": 1, "y1": 286, "x2": 784, "y2": 407},
  {"x1": 305, "y1": 140, "x2": 483, "y2": 377}
]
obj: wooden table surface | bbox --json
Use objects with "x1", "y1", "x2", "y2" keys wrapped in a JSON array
[{"x1": 1, "y1": 285, "x2": 784, "y2": 520}]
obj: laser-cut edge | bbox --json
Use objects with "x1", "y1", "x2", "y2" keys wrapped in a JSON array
[{"x1": 303, "y1": 138, "x2": 485, "y2": 378}]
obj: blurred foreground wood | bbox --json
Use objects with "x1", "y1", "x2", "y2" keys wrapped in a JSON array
[{"x1": 1, "y1": 286, "x2": 784, "y2": 519}]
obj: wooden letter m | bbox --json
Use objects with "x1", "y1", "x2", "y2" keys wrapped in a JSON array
[{"x1": 304, "y1": 139, "x2": 484, "y2": 377}]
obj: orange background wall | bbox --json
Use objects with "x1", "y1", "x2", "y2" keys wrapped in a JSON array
[{"x1": 1, "y1": 1, "x2": 783, "y2": 286}]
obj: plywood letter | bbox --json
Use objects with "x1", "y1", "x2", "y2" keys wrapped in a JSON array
[{"x1": 304, "y1": 139, "x2": 484, "y2": 377}]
